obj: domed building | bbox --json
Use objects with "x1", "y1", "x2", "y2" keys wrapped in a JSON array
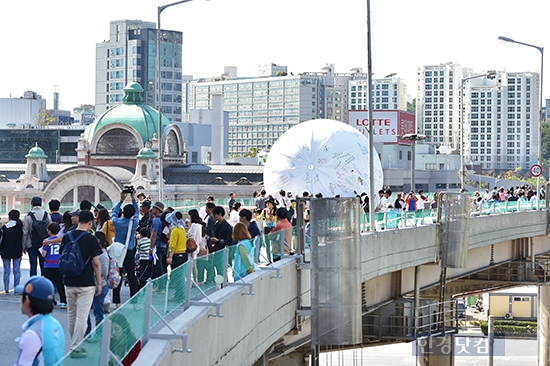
[{"x1": 77, "y1": 82, "x2": 186, "y2": 169}]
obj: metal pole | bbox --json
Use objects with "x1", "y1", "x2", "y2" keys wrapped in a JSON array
[
  {"x1": 498, "y1": 37, "x2": 543, "y2": 209},
  {"x1": 414, "y1": 266, "x2": 420, "y2": 335},
  {"x1": 411, "y1": 140, "x2": 416, "y2": 191},
  {"x1": 157, "y1": 0, "x2": 194, "y2": 201},
  {"x1": 488, "y1": 315, "x2": 494, "y2": 366},
  {"x1": 366, "y1": 0, "x2": 376, "y2": 232},
  {"x1": 538, "y1": 48, "x2": 544, "y2": 209},
  {"x1": 100, "y1": 319, "x2": 112, "y2": 366},
  {"x1": 460, "y1": 79, "x2": 466, "y2": 189},
  {"x1": 157, "y1": 7, "x2": 163, "y2": 201}
]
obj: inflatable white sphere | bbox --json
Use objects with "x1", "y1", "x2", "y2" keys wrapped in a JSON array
[{"x1": 264, "y1": 119, "x2": 383, "y2": 197}]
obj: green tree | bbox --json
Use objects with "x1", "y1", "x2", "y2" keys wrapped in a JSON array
[
  {"x1": 244, "y1": 147, "x2": 261, "y2": 158},
  {"x1": 407, "y1": 99, "x2": 416, "y2": 113},
  {"x1": 34, "y1": 108, "x2": 55, "y2": 127},
  {"x1": 542, "y1": 121, "x2": 550, "y2": 162},
  {"x1": 73, "y1": 104, "x2": 95, "y2": 114}
]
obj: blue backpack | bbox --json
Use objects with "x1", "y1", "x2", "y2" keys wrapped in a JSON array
[{"x1": 59, "y1": 231, "x2": 89, "y2": 276}]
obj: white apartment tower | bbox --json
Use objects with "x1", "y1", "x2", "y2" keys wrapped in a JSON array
[
  {"x1": 417, "y1": 62, "x2": 464, "y2": 147},
  {"x1": 465, "y1": 72, "x2": 539, "y2": 171},
  {"x1": 95, "y1": 20, "x2": 184, "y2": 122},
  {"x1": 348, "y1": 75, "x2": 408, "y2": 111}
]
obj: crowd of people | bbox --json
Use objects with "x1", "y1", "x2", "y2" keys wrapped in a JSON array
[
  {"x1": 2, "y1": 183, "x2": 544, "y2": 364},
  {"x1": 469, "y1": 184, "x2": 539, "y2": 207},
  {"x1": 3, "y1": 188, "x2": 302, "y2": 364}
]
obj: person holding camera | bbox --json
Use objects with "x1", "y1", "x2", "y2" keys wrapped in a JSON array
[{"x1": 111, "y1": 188, "x2": 140, "y2": 304}]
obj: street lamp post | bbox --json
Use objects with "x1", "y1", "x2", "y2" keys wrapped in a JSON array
[
  {"x1": 157, "y1": 0, "x2": 195, "y2": 201},
  {"x1": 366, "y1": 0, "x2": 376, "y2": 232},
  {"x1": 402, "y1": 133, "x2": 426, "y2": 192},
  {"x1": 460, "y1": 71, "x2": 497, "y2": 189},
  {"x1": 498, "y1": 36, "x2": 544, "y2": 209}
]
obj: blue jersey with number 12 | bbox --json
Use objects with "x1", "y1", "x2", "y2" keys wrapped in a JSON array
[{"x1": 44, "y1": 235, "x2": 61, "y2": 268}]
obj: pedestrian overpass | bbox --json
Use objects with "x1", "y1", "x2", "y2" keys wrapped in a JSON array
[{"x1": 128, "y1": 196, "x2": 550, "y2": 366}]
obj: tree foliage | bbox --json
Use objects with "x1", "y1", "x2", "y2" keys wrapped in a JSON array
[
  {"x1": 73, "y1": 104, "x2": 95, "y2": 114},
  {"x1": 407, "y1": 99, "x2": 416, "y2": 113},
  {"x1": 244, "y1": 147, "x2": 261, "y2": 158},
  {"x1": 34, "y1": 108, "x2": 55, "y2": 127}
]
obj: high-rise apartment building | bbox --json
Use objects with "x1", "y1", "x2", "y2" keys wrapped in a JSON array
[
  {"x1": 348, "y1": 76, "x2": 408, "y2": 111},
  {"x1": 95, "y1": 20, "x2": 183, "y2": 122},
  {"x1": 418, "y1": 62, "x2": 539, "y2": 172},
  {"x1": 465, "y1": 72, "x2": 539, "y2": 171},
  {"x1": 188, "y1": 64, "x2": 369, "y2": 155},
  {"x1": 417, "y1": 62, "x2": 465, "y2": 147}
]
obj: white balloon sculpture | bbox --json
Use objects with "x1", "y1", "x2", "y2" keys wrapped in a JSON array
[{"x1": 264, "y1": 119, "x2": 384, "y2": 197}]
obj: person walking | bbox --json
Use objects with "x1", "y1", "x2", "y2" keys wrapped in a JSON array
[
  {"x1": 149, "y1": 201, "x2": 167, "y2": 279},
  {"x1": 232, "y1": 222, "x2": 258, "y2": 281},
  {"x1": 60, "y1": 210, "x2": 102, "y2": 358},
  {"x1": 14, "y1": 276, "x2": 65, "y2": 366},
  {"x1": 166, "y1": 211, "x2": 188, "y2": 269},
  {"x1": 22, "y1": 196, "x2": 50, "y2": 276},
  {"x1": 1, "y1": 209, "x2": 24, "y2": 293},
  {"x1": 111, "y1": 190, "x2": 140, "y2": 306},
  {"x1": 85, "y1": 231, "x2": 110, "y2": 342},
  {"x1": 41, "y1": 222, "x2": 67, "y2": 309},
  {"x1": 187, "y1": 209, "x2": 205, "y2": 282}
]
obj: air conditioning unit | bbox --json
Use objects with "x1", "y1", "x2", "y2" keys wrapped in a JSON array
[{"x1": 504, "y1": 312, "x2": 513, "y2": 319}]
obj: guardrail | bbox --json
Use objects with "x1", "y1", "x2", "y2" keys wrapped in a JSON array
[
  {"x1": 54, "y1": 227, "x2": 298, "y2": 366},
  {"x1": 53, "y1": 193, "x2": 548, "y2": 365}
]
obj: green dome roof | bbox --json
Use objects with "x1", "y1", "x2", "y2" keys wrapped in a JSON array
[
  {"x1": 26, "y1": 143, "x2": 48, "y2": 158},
  {"x1": 136, "y1": 147, "x2": 157, "y2": 159},
  {"x1": 84, "y1": 82, "x2": 171, "y2": 144}
]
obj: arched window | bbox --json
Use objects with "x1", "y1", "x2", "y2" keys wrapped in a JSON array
[
  {"x1": 97, "y1": 128, "x2": 140, "y2": 155},
  {"x1": 141, "y1": 164, "x2": 147, "y2": 176},
  {"x1": 31, "y1": 163, "x2": 36, "y2": 175},
  {"x1": 165, "y1": 130, "x2": 179, "y2": 156}
]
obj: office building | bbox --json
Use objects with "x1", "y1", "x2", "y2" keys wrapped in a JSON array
[
  {"x1": 0, "y1": 91, "x2": 46, "y2": 128},
  {"x1": 188, "y1": 64, "x2": 369, "y2": 155},
  {"x1": 95, "y1": 19, "x2": 183, "y2": 122}
]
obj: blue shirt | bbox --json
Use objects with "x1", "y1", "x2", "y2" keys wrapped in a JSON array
[
  {"x1": 111, "y1": 199, "x2": 139, "y2": 250},
  {"x1": 151, "y1": 217, "x2": 164, "y2": 248},
  {"x1": 43, "y1": 235, "x2": 60, "y2": 268},
  {"x1": 248, "y1": 221, "x2": 261, "y2": 238}
]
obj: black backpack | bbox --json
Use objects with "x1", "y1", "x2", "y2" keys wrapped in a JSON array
[
  {"x1": 28, "y1": 212, "x2": 49, "y2": 249},
  {"x1": 59, "y1": 231, "x2": 89, "y2": 277}
]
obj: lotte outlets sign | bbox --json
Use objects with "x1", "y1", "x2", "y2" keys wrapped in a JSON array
[{"x1": 349, "y1": 110, "x2": 416, "y2": 144}]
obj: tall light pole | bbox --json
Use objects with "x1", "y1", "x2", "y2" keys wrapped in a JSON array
[
  {"x1": 366, "y1": 0, "x2": 376, "y2": 232},
  {"x1": 460, "y1": 71, "x2": 497, "y2": 189},
  {"x1": 157, "y1": 0, "x2": 195, "y2": 201},
  {"x1": 498, "y1": 36, "x2": 544, "y2": 209},
  {"x1": 402, "y1": 134, "x2": 426, "y2": 192}
]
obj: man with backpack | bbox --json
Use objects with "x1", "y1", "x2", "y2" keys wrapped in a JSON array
[
  {"x1": 22, "y1": 196, "x2": 50, "y2": 276},
  {"x1": 59, "y1": 210, "x2": 102, "y2": 358}
]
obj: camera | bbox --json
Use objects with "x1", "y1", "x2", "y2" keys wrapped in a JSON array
[{"x1": 122, "y1": 185, "x2": 135, "y2": 194}]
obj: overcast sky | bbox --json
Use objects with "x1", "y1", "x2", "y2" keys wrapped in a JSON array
[{"x1": 0, "y1": 0, "x2": 548, "y2": 111}]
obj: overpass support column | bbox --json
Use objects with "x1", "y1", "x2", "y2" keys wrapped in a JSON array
[{"x1": 538, "y1": 285, "x2": 550, "y2": 365}]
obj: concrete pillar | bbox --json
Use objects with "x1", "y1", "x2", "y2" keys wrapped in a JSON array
[
  {"x1": 416, "y1": 334, "x2": 454, "y2": 366},
  {"x1": 538, "y1": 285, "x2": 550, "y2": 365}
]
